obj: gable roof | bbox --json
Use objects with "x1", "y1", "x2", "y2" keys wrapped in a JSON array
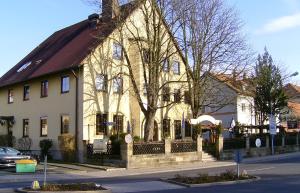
[
  {"x1": 288, "y1": 101, "x2": 300, "y2": 117},
  {"x1": 0, "y1": 1, "x2": 140, "y2": 88},
  {"x1": 210, "y1": 73, "x2": 254, "y2": 96}
]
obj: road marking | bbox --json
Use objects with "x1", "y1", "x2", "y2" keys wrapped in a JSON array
[{"x1": 247, "y1": 167, "x2": 275, "y2": 172}]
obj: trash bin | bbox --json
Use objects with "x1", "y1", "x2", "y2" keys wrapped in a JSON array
[{"x1": 15, "y1": 159, "x2": 37, "y2": 173}]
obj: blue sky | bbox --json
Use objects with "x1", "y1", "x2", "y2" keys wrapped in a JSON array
[{"x1": 0, "y1": 0, "x2": 300, "y2": 83}]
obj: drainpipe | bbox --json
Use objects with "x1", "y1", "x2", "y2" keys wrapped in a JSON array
[{"x1": 71, "y1": 69, "x2": 79, "y2": 162}]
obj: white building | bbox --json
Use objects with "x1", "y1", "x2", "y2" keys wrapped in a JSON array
[{"x1": 202, "y1": 74, "x2": 256, "y2": 130}]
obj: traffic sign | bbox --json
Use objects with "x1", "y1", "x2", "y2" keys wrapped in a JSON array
[
  {"x1": 234, "y1": 150, "x2": 243, "y2": 164},
  {"x1": 255, "y1": 138, "x2": 261, "y2": 148},
  {"x1": 269, "y1": 114, "x2": 277, "y2": 135}
]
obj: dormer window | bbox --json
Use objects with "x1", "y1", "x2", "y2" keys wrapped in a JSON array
[{"x1": 17, "y1": 62, "x2": 31, "y2": 73}]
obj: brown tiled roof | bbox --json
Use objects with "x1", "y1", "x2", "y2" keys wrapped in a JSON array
[
  {"x1": 210, "y1": 73, "x2": 254, "y2": 96},
  {"x1": 0, "y1": 1, "x2": 139, "y2": 88},
  {"x1": 288, "y1": 101, "x2": 300, "y2": 116}
]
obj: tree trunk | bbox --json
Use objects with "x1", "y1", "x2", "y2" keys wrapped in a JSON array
[{"x1": 144, "y1": 111, "x2": 156, "y2": 142}]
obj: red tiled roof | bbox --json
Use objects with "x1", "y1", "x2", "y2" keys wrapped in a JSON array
[
  {"x1": 210, "y1": 73, "x2": 254, "y2": 96},
  {"x1": 0, "y1": 1, "x2": 139, "y2": 88},
  {"x1": 288, "y1": 101, "x2": 300, "y2": 116}
]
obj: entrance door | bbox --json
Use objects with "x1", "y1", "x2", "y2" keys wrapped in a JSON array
[
  {"x1": 174, "y1": 120, "x2": 182, "y2": 139},
  {"x1": 153, "y1": 121, "x2": 159, "y2": 141}
]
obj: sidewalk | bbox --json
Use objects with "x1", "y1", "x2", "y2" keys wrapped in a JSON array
[{"x1": 0, "y1": 151, "x2": 299, "y2": 184}]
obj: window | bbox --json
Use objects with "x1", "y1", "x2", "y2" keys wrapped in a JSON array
[
  {"x1": 96, "y1": 113, "x2": 108, "y2": 135},
  {"x1": 113, "y1": 115, "x2": 124, "y2": 134},
  {"x1": 113, "y1": 77, "x2": 123, "y2": 94},
  {"x1": 174, "y1": 89, "x2": 181, "y2": 103},
  {"x1": 61, "y1": 76, "x2": 70, "y2": 93},
  {"x1": 162, "y1": 87, "x2": 170, "y2": 102},
  {"x1": 143, "y1": 83, "x2": 147, "y2": 95},
  {"x1": 241, "y1": 103, "x2": 246, "y2": 112},
  {"x1": 41, "y1": 80, "x2": 48, "y2": 97},
  {"x1": 113, "y1": 42, "x2": 122, "y2": 60},
  {"x1": 172, "y1": 61, "x2": 180, "y2": 75},
  {"x1": 40, "y1": 117, "x2": 48, "y2": 137},
  {"x1": 95, "y1": 74, "x2": 108, "y2": 91},
  {"x1": 17, "y1": 61, "x2": 31, "y2": 73},
  {"x1": 8, "y1": 89, "x2": 13, "y2": 104},
  {"x1": 61, "y1": 115, "x2": 70, "y2": 134},
  {"x1": 23, "y1": 119, "x2": 29, "y2": 137},
  {"x1": 142, "y1": 49, "x2": 150, "y2": 63},
  {"x1": 162, "y1": 59, "x2": 169, "y2": 72},
  {"x1": 174, "y1": 120, "x2": 182, "y2": 139},
  {"x1": 287, "y1": 120, "x2": 298, "y2": 129},
  {"x1": 23, "y1": 85, "x2": 30, "y2": 101},
  {"x1": 184, "y1": 91, "x2": 190, "y2": 104},
  {"x1": 185, "y1": 121, "x2": 191, "y2": 137},
  {"x1": 162, "y1": 119, "x2": 170, "y2": 137}
]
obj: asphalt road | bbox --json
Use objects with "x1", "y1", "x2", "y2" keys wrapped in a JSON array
[{"x1": 1, "y1": 154, "x2": 300, "y2": 193}]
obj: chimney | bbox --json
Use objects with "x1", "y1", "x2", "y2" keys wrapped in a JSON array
[
  {"x1": 88, "y1": 13, "x2": 100, "y2": 29},
  {"x1": 102, "y1": 0, "x2": 120, "y2": 21}
]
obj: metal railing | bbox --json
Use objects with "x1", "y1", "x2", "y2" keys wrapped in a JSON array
[
  {"x1": 133, "y1": 142, "x2": 165, "y2": 155},
  {"x1": 171, "y1": 140, "x2": 197, "y2": 153}
]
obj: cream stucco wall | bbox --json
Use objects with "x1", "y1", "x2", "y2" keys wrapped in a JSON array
[{"x1": 0, "y1": 71, "x2": 77, "y2": 157}]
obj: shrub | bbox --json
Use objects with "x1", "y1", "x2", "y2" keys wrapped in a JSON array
[
  {"x1": 39, "y1": 139, "x2": 53, "y2": 159},
  {"x1": 0, "y1": 135, "x2": 16, "y2": 147},
  {"x1": 17, "y1": 137, "x2": 32, "y2": 151},
  {"x1": 58, "y1": 134, "x2": 76, "y2": 162}
]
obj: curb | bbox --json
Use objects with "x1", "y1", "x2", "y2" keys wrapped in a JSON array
[
  {"x1": 161, "y1": 176, "x2": 261, "y2": 188},
  {"x1": 16, "y1": 187, "x2": 112, "y2": 193}
]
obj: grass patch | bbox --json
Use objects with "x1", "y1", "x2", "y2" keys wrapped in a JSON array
[
  {"x1": 25, "y1": 183, "x2": 106, "y2": 191},
  {"x1": 171, "y1": 170, "x2": 255, "y2": 184}
]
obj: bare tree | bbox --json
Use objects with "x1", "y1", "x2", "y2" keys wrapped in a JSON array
[
  {"x1": 85, "y1": 0, "x2": 187, "y2": 141},
  {"x1": 170, "y1": 0, "x2": 253, "y2": 118}
]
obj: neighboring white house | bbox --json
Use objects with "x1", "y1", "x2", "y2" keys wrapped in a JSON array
[{"x1": 202, "y1": 74, "x2": 257, "y2": 131}]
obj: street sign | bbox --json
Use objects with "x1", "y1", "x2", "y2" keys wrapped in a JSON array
[
  {"x1": 269, "y1": 114, "x2": 277, "y2": 135},
  {"x1": 125, "y1": 134, "x2": 133, "y2": 144},
  {"x1": 234, "y1": 150, "x2": 243, "y2": 164},
  {"x1": 255, "y1": 138, "x2": 261, "y2": 148}
]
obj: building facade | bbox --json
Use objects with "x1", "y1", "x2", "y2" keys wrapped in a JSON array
[{"x1": 0, "y1": 0, "x2": 191, "y2": 160}]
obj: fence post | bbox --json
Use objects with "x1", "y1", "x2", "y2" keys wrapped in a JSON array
[
  {"x1": 282, "y1": 136, "x2": 285, "y2": 147},
  {"x1": 197, "y1": 135, "x2": 202, "y2": 153},
  {"x1": 121, "y1": 142, "x2": 133, "y2": 169},
  {"x1": 216, "y1": 135, "x2": 223, "y2": 158},
  {"x1": 165, "y1": 138, "x2": 171, "y2": 155},
  {"x1": 246, "y1": 137, "x2": 250, "y2": 149},
  {"x1": 266, "y1": 135, "x2": 270, "y2": 148},
  {"x1": 297, "y1": 134, "x2": 299, "y2": 146}
]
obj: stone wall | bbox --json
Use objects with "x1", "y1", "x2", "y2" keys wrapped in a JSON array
[{"x1": 120, "y1": 136, "x2": 203, "y2": 169}]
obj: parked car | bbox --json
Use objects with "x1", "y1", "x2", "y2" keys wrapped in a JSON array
[{"x1": 0, "y1": 147, "x2": 31, "y2": 168}]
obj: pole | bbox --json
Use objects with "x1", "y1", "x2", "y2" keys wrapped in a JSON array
[
  {"x1": 271, "y1": 134, "x2": 274, "y2": 155},
  {"x1": 44, "y1": 155, "x2": 47, "y2": 186},
  {"x1": 237, "y1": 163, "x2": 240, "y2": 178}
]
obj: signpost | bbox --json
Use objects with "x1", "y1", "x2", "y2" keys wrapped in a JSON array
[
  {"x1": 234, "y1": 150, "x2": 242, "y2": 178},
  {"x1": 269, "y1": 114, "x2": 277, "y2": 155}
]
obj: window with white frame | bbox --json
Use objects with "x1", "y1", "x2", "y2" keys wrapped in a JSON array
[
  {"x1": 61, "y1": 76, "x2": 70, "y2": 93},
  {"x1": 8, "y1": 89, "x2": 14, "y2": 104},
  {"x1": 113, "y1": 43, "x2": 122, "y2": 60},
  {"x1": 162, "y1": 58, "x2": 169, "y2": 72},
  {"x1": 95, "y1": 74, "x2": 108, "y2": 91},
  {"x1": 61, "y1": 115, "x2": 70, "y2": 134},
  {"x1": 40, "y1": 117, "x2": 48, "y2": 137},
  {"x1": 113, "y1": 77, "x2": 123, "y2": 93},
  {"x1": 172, "y1": 61, "x2": 180, "y2": 75},
  {"x1": 241, "y1": 103, "x2": 246, "y2": 112}
]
